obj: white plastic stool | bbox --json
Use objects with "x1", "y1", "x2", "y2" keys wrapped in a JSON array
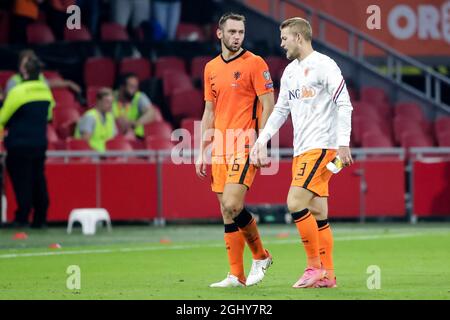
[{"x1": 67, "y1": 208, "x2": 112, "y2": 235}]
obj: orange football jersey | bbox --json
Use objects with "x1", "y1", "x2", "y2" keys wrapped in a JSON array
[{"x1": 204, "y1": 50, "x2": 274, "y2": 156}]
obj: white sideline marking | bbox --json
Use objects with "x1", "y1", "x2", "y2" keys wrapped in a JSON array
[{"x1": 0, "y1": 232, "x2": 433, "y2": 259}]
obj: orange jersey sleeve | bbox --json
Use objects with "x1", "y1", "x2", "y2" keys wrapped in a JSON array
[{"x1": 250, "y1": 56, "x2": 274, "y2": 96}]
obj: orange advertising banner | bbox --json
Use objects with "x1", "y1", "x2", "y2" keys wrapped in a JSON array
[{"x1": 245, "y1": 0, "x2": 450, "y2": 56}]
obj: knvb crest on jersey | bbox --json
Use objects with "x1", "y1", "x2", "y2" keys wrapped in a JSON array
[
  {"x1": 233, "y1": 71, "x2": 241, "y2": 80},
  {"x1": 288, "y1": 86, "x2": 316, "y2": 100}
]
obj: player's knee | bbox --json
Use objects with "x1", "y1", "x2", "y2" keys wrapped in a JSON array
[
  {"x1": 222, "y1": 200, "x2": 244, "y2": 218},
  {"x1": 287, "y1": 200, "x2": 309, "y2": 213},
  {"x1": 310, "y1": 209, "x2": 328, "y2": 220}
]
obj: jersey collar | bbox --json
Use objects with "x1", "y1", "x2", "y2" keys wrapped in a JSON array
[{"x1": 221, "y1": 49, "x2": 247, "y2": 64}]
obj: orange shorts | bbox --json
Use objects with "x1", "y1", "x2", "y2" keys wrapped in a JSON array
[
  {"x1": 211, "y1": 153, "x2": 257, "y2": 193},
  {"x1": 291, "y1": 149, "x2": 337, "y2": 197}
]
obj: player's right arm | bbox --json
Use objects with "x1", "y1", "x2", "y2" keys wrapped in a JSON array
[
  {"x1": 251, "y1": 71, "x2": 291, "y2": 167},
  {"x1": 196, "y1": 62, "x2": 215, "y2": 178}
]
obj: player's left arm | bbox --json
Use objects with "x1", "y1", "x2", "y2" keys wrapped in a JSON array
[
  {"x1": 251, "y1": 56, "x2": 275, "y2": 129},
  {"x1": 257, "y1": 92, "x2": 275, "y2": 130},
  {"x1": 324, "y1": 60, "x2": 354, "y2": 166}
]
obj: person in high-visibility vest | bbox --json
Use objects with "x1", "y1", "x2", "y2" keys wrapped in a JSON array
[
  {"x1": 113, "y1": 73, "x2": 156, "y2": 139},
  {"x1": 0, "y1": 56, "x2": 55, "y2": 229},
  {"x1": 75, "y1": 88, "x2": 117, "y2": 152},
  {"x1": 5, "y1": 49, "x2": 81, "y2": 96}
]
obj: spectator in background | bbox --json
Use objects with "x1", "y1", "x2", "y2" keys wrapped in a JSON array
[
  {"x1": 5, "y1": 49, "x2": 81, "y2": 96},
  {"x1": 153, "y1": 0, "x2": 181, "y2": 40},
  {"x1": 113, "y1": 73, "x2": 156, "y2": 139},
  {"x1": 0, "y1": 56, "x2": 54, "y2": 229},
  {"x1": 110, "y1": 0, "x2": 151, "y2": 29},
  {"x1": 75, "y1": 87, "x2": 117, "y2": 152},
  {"x1": 11, "y1": 0, "x2": 44, "y2": 44},
  {"x1": 46, "y1": 0, "x2": 76, "y2": 40},
  {"x1": 76, "y1": 0, "x2": 100, "y2": 38}
]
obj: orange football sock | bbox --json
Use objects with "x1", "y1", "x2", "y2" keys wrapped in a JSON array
[
  {"x1": 234, "y1": 209, "x2": 267, "y2": 260},
  {"x1": 292, "y1": 209, "x2": 321, "y2": 269},
  {"x1": 224, "y1": 223, "x2": 245, "y2": 283},
  {"x1": 318, "y1": 220, "x2": 335, "y2": 280}
]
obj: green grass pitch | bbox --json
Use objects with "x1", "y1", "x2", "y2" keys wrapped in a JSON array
[{"x1": 0, "y1": 223, "x2": 449, "y2": 300}]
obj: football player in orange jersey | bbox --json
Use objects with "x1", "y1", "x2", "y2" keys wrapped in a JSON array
[{"x1": 195, "y1": 13, "x2": 275, "y2": 287}]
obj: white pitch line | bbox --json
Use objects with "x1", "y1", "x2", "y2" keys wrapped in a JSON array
[{"x1": 0, "y1": 232, "x2": 434, "y2": 259}]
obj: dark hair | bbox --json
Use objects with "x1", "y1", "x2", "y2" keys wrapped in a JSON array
[
  {"x1": 24, "y1": 56, "x2": 43, "y2": 80},
  {"x1": 218, "y1": 13, "x2": 246, "y2": 30},
  {"x1": 96, "y1": 87, "x2": 113, "y2": 101},
  {"x1": 119, "y1": 73, "x2": 138, "y2": 87},
  {"x1": 18, "y1": 49, "x2": 37, "y2": 67}
]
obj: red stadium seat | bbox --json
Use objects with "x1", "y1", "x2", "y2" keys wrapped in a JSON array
[
  {"x1": 352, "y1": 116, "x2": 392, "y2": 146},
  {"x1": 154, "y1": 56, "x2": 186, "y2": 78},
  {"x1": 66, "y1": 138, "x2": 92, "y2": 150},
  {"x1": 119, "y1": 57, "x2": 152, "y2": 81},
  {"x1": 395, "y1": 102, "x2": 425, "y2": 122},
  {"x1": 369, "y1": 101, "x2": 392, "y2": 118},
  {"x1": 361, "y1": 131, "x2": 394, "y2": 147},
  {"x1": 437, "y1": 132, "x2": 450, "y2": 147},
  {"x1": 146, "y1": 136, "x2": 175, "y2": 150},
  {"x1": 0, "y1": 70, "x2": 14, "y2": 89},
  {"x1": 101, "y1": 22, "x2": 129, "y2": 41},
  {"x1": 434, "y1": 116, "x2": 450, "y2": 138},
  {"x1": 190, "y1": 56, "x2": 212, "y2": 80},
  {"x1": 84, "y1": 57, "x2": 116, "y2": 87},
  {"x1": 129, "y1": 140, "x2": 145, "y2": 150},
  {"x1": 65, "y1": 138, "x2": 93, "y2": 163},
  {"x1": 27, "y1": 23, "x2": 55, "y2": 44},
  {"x1": 52, "y1": 89, "x2": 76, "y2": 108},
  {"x1": 53, "y1": 107, "x2": 80, "y2": 139},
  {"x1": 360, "y1": 86, "x2": 389, "y2": 104},
  {"x1": 352, "y1": 101, "x2": 383, "y2": 121},
  {"x1": 393, "y1": 116, "x2": 429, "y2": 145},
  {"x1": 106, "y1": 137, "x2": 133, "y2": 151},
  {"x1": 170, "y1": 88, "x2": 204, "y2": 120},
  {"x1": 176, "y1": 23, "x2": 205, "y2": 41},
  {"x1": 162, "y1": 70, "x2": 194, "y2": 97},
  {"x1": 64, "y1": 24, "x2": 92, "y2": 41},
  {"x1": 144, "y1": 121, "x2": 173, "y2": 139},
  {"x1": 401, "y1": 131, "x2": 434, "y2": 148}
]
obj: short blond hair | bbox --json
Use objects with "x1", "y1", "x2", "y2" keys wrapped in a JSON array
[{"x1": 280, "y1": 17, "x2": 312, "y2": 41}]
